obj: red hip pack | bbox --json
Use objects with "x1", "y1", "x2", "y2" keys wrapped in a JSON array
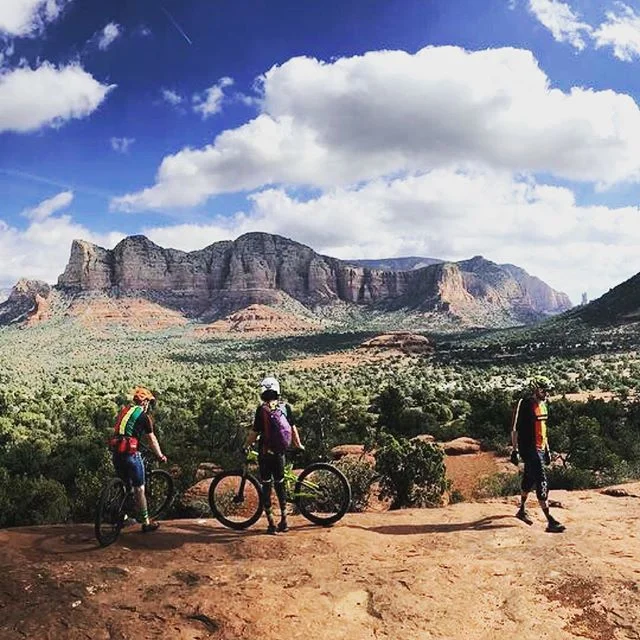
[{"x1": 109, "y1": 436, "x2": 139, "y2": 455}]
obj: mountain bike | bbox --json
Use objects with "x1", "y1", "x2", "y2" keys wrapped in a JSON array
[
  {"x1": 208, "y1": 449, "x2": 351, "y2": 530},
  {"x1": 94, "y1": 446, "x2": 174, "y2": 547}
]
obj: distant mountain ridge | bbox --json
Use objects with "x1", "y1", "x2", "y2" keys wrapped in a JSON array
[
  {"x1": 346, "y1": 257, "x2": 443, "y2": 271},
  {"x1": 567, "y1": 271, "x2": 640, "y2": 325},
  {"x1": 0, "y1": 232, "x2": 572, "y2": 329}
]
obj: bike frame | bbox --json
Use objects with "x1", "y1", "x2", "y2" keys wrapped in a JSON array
[{"x1": 243, "y1": 450, "x2": 329, "y2": 503}]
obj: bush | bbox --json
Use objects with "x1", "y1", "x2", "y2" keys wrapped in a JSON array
[
  {"x1": 374, "y1": 432, "x2": 448, "y2": 509},
  {"x1": 547, "y1": 466, "x2": 598, "y2": 490},
  {"x1": 474, "y1": 471, "x2": 521, "y2": 499},
  {"x1": 334, "y1": 456, "x2": 377, "y2": 512},
  {"x1": 0, "y1": 472, "x2": 70, "y2": 527}
]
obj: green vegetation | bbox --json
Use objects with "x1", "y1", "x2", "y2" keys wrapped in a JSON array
[{"x1": 2, "y1": 315, "x2": 640, "y2": 526}]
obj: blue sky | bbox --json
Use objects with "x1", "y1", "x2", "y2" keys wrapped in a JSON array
[{"x1": 3, "y1": 0, "x2": 640, "y2": 304}]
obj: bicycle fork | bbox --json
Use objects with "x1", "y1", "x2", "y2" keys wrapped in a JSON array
[{"x1": 233, "y1": 473, "x2": 250, "y2": 504}]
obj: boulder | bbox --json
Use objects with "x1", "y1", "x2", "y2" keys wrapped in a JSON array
[
  {"x1": 194, "y1": 462, "x2": 223, "y2": 482},
  {"x1": 177, "y1": 478, "x2": 213, "y2": 518},
  {"x1": 411, "y1": 434, "x2": 436, "y2": 444},
  {"x1": 330, "y1": 444, "x2": 375, "y2": 466},
  {"x1": 442, "y1": 437, "x2": 482, "y2": 456}
]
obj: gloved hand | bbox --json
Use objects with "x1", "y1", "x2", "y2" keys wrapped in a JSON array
[
  {"x1": 543, "y1": 449, "x2": 551, "y2": 466},
  {"x1": 510, "y1": 449, "x2": 519, "y2": 466}
]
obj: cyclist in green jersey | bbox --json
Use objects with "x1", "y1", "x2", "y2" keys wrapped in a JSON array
[{"x1": 109, "y1": 387, "x2": 167, "y2": 533}]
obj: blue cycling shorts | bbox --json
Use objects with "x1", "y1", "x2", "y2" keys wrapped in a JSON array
[{"x1": 112, "y1": 452, "x2": 145, "y2": 488}]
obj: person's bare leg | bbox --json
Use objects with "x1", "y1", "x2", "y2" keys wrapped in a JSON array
[
  {"x1": 516, "y1": 492, "x2": 533, "y2": 525},
  {"x1": 134, "y1": 486, "x2": 158, "y2": 532},
  {"x1": 539, "y1": 497, "x2": 565, "y2": 532}
]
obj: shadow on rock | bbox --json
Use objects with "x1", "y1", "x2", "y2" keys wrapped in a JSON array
[{"x1": 346, "y1": 514, "x2": 516, "y2": 535}]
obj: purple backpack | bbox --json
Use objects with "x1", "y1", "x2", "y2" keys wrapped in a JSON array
[{"x1": 265, "y1": 403, "x2": 292, "y2": 453}]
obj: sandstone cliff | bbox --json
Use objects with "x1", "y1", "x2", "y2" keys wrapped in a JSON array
[
  {"x1": 0, "y1": 232, "x2": 572, "y2": 328},
  {"x1": 0, "y1": 279, "x2": 51, "y2": 325},
  {"x1": 54, "y1": 233, "x2": 571, "y2": 323}
]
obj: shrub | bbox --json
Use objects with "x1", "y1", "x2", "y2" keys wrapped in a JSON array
[
  {"x1": 547, "y1": 466, "x2": 598, "y2": 491},
  {"x1": 334, "y1": 456, "x2": 377, "y2": 512},
  {"x1": 374, "y1": 432, "x2": 448, "y2": 509},
  {"x1": 0, "y1": 473, "x2": 70, "y2": 527},
  {"x1": 474, "y1": 471, "x2": 521, "y2": 499}
]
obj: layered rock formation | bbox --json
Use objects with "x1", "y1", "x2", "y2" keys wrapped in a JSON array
[
  {"x1": 0, "y1": 232, "x2": 572, "y2": 328},
  {"x1": 0, "y1": 279, "x2": 51, "y2": 326},
  {"x1": 54, "y1": 232, "x2": 571, "y2": 323}
]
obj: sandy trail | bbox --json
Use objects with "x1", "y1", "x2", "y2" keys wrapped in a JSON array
[{"x1": 1, "y1": 485, "x2": 640, "y2": 640}]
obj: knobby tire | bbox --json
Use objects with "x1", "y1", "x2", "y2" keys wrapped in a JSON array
[
  {"x1": 146, "y1": 469, "x2": 174, "y2": 520},
  {"x1": 95, "y1": 477, "x2": 127, "y2": 547},
  {"x1": 294, "y1": 462, "x2": 351, "y2": 526},
  {"x1": 208, "y1": 470, "x2": 263, "y2": 530}
]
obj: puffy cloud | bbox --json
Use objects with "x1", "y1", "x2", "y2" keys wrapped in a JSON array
[
  {"x1": 0, "y1": 0, "x2": 69, "y2": 37},
  {"x1": 528, "y1": 0, "x2": 640, "y2": 62},
  {"x1": 527, "y1": 0, "x2": 592, "y2": 50},
  {"x1": 21, "y1": 190, "x2": 73, "y2": 221},
  {"x1": 110, "y1": 137, "x2": 135, "y2": 153},
  {"x1": 161, "y1": 88, "x2": 183, "y2": 106},
  {"x1": 0, "y1": 62, "x2": 114, "y2": 133},
  {"x1": 0, "y1": 197, "x2": 124, "y2": 287},
  {"x1": 4, "y1": 170, "x2": 637, "y2": 303},
  {"x1": 193, "y1": 77, "x2": 234, "y2": 119},
  {"x1": 98, "y1": 22, "x2": 121, "y2": 51},
  {"x1": 140, "y1": 168, "x2": 640, "y2": 304},
  {"x1": 592, "y1": 3, "x2": 640, "y2": 61},
  {"x1": 0, "y1": 42, "x2": 15, "y2": 68},
  {"x1": 113, "y1": 46, "x2": 640, "y2": 211}
]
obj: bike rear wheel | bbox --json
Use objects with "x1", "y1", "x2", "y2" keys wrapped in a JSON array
[
  {"x1": 208, "y1": 471, "x2": 263, "y2": 530},
  {"x1": 146, "y1": 469, "x2": 174, "y2": 519},
  {"x1": 95, "y1": 477, "x2": 127, "y2": 547},
  {"x1": 294, "y1": 462, "x2": 351, "y2": 526}
]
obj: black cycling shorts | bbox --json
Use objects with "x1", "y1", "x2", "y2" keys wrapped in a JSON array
[
  {"x1": 521, "y1": 450, "x2": 548, "y2": 502},
  {"x1": 258, "y1": 452, "x2": 285, "y2": 484}
]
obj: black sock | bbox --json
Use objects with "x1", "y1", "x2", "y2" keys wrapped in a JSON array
[{"x1": 542, "y1": 508, "x2": 555, "y2": 524}]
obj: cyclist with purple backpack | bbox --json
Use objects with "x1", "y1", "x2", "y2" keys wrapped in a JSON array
[{"x1": 245, "y1": 376, "x2": 304, "y2": 535}]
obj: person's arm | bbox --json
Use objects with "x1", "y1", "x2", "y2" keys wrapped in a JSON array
[
  {"x1": 142, "y1": 414, "x2": 166, "y2": 462},
  {"x1": 146, "y1": 431, "x2": 167, "y2": 463},
  {"x1": 510, "y1": 399, "x2": 522, "y2": 464},
  {"x1": 286, "y1": 404, "x2": 304, "y2": 449},
  {"x1": 510, "y1": 399, "x2": 521, "y2": 449},
  {"x1": 245, "y1": 429, "x2": 258, "y2": 448},
  {"x1": 246, "y1": 406, "x2": 263, "y2": 449}
]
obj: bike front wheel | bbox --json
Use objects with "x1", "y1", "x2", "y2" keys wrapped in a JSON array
[
  {"x1": 208, "y1": 471, "x2": 263, "y2": 530},
  {"x1": 146, "y1": 469, "x2": 174, "y2": 520},
  {"x1": 95, "y1": 477, "x2": 127, "y2": 547},
  {"x1": 294, "y1": 462, "x2": 351, "y2": 526}
]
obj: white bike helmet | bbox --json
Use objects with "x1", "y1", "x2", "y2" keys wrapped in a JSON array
[{"x1": 260, "y1": 376, "x2": 280, "y2": 395}]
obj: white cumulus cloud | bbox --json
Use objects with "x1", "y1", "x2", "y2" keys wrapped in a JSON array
[
  {"x1": 528, "y1": 0, "x2": 592, "y2": 50},
  {"x1": 0, "y1": 0, "x2": 69, "y2": 37},
  {"x1": 0, "y1": 62, "x2": 114, "y2": 133},
  {"x1": 98, "y1": 22, "x2": 121, "y2": 51},
  {"x1": 528, "y1": 0, "x2": 640, "y2": 62},
  {"x1": 21, "y1": 190, "x2": 73, "y2": 221},
  {"x1": 140, "y1": 168, "x2": 640, "y2": 305},
  {"x1": 193, "y1": 77, "x2": 234, "y2": 119},
  {"x1": 112, "y1": 46, "x2": 640, "y2": 211},
  {"x1": 0, "y1": 195, "x2": 124, "y2": 287},
  {"x1": 161, "y1": 88, "x2": 183, "y2": 106},
  {"x1": 110, "y1": 137, "x2": 135, "y2": 153},
  {"x1": 592, "y1": 3, "x2": 640, "y2": 61}
]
